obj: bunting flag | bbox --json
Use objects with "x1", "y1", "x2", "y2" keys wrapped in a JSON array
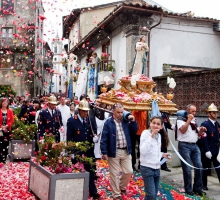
[{"x1": 68, "y1": 78, "x2": 73, "y2": 99}]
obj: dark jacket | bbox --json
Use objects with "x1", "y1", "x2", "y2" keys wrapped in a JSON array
[
  {"x1": 200, "y1": 119, "x2": 220, "y2": 155},
  {"x1": 100, "y1": 115, "x2": 138, "y2": 157},
  {"x1": 37, "y1": 108, "x2": 63, "y2": 141},
  {"x1": 67, "y1": 115, "x2": 97, "y2": 157}
]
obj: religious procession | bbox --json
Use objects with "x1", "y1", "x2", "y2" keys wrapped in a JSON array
[{"x1": 1, "y1": 0, "x2": 220, "y2": 200}]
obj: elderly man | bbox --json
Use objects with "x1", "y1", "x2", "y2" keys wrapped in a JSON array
[
  {"x1": 67, "y1": 99, "x2": 100, "y2": 199},
  {"x1": 38, "y1": 95, "x2": 63, "y2": 142},
  {"x1": 177, "y1": 104, "x2": 206, "y2": 196},
  {"x1": 100, "y1": 103, "x2": 138, "y2": 200},
  {"x1": 200, "y1": 103, "x2": 220, "y2": 190}
]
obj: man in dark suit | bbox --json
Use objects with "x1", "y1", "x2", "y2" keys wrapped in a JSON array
[
  {"x1": 200, "y1": 103, "x2": 220, "y2": 190},
  {"x1": 37, "y1": 95, "x2": 63, "y2": 142},
  {"x1": 67, "y1": 99, "x2": 100, "y2": 199}
]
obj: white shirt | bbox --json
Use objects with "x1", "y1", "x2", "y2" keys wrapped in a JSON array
[
  {"x1": 140, "y1": 129, "x2": 163, "y2": 169},
  {"x1": 177, "y1": 119, "x2": 198, "y2": 143},
  {"x1": 209, "y1": 118, "x2": 216, "y2": 126},
  {"x1": 47, "y1": 108, "x2": 54, "y2": 117},
  {"x1": 57, "y1": 104, "x2": 71, "y2": 126}
]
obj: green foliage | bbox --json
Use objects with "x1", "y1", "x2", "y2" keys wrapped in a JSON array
[
  {"x1": 13, "y1": 107, "x2": 21, "y2": 117},
  {"x1": 0, "y1": 85, "x2": 16, "y2": 98},
  {"x1": 11, "y1": 114, "x2": 37, "y2": 143}
]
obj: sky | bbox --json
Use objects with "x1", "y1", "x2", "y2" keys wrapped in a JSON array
[{"x1": 42, "y1": 0, "x2": 220, "y2": 46}]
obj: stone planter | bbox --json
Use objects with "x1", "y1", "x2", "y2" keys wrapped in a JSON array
[
  {"x1": 28, "y1": 161, "x2": 89, "y2": 200},
  {"x1": 9, "y1": 140, "x2": 35, "y2": 162}
]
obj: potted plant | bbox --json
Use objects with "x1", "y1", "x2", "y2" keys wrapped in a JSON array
[
  {"x1": 101, "y1": 52, "x2": 110, "y2": 63},
  {"x1": 28, "y1": 134, "x2": 93, "y2": 200},
  {"x1": 9, "y1": 115, "x2": 36, "y2": 162},
  {"x1": 163, "y1": 63, "x2": 172, "y2": 75}
]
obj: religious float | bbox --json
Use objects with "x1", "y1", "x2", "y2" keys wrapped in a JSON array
[{"x1": 97, "y1": 74, "x2": 178, "y2": 113}]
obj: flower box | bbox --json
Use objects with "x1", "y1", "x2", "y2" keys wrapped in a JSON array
[
  {"x1": 28, "y1": 161, "x2": 89, "y2": 200},
  {"x1": 9, "y1": 140, "x2": 35, "y2": 162}
]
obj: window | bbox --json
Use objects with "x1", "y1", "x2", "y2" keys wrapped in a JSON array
[
  {"x1": 54, "y1": 45, "x2": 57, "y2": 53},
  {"x1": 102, "y1": 41, "x2": 110, "y2": 54},
  {"x1": 54, "y1": 57, "x2": 57, "y2": 61},
  {"x1": 1, "y1": 0, "x2": 14, "y2": 14},
  {"x1": 2, "y1": 27, "x2": 13, "y2": 38}
]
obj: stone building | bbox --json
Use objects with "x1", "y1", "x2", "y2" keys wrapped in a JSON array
[
  {"x1": 0, "y1": 0, "x2": 51, "y2": 98},
  {"x1": 63, "y1": 0, "x2": 220, "y2": 91},
  {"x1": 50, "y1": 33, "x2": 67, "y2": 94}
]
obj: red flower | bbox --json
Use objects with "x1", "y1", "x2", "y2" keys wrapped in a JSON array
[{"x1": 41, "y1": 155, "x2": 47, "y2": 161}]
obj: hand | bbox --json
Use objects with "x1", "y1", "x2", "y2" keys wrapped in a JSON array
[
  {"x1": 217, "y1": 152, "x2": 220, "y2": 163},
  {"x1": 59, "y1": 126, "x2": 65, "y2": 133},
  {"x1": 127, "y1": 115, "x2": 135, "y2": 122},
  {"x1": 187, "y1": 114, "x2": 194, "y2": 121},
  {"x1": 151, "y1": 129, "x2": 160, "y2": 138},
  {"x1": 205, "y1": 151, "x2": 212, "y2": 159},
  {"x1": 199, "y1": 126, "x2": 207, "y2": 132},
  {"x1": 163, "y1": 153, "x2": 172, "y2": 159},
  {"x1": 2, "y1": 125, "x2": 7, "y2": 131},
  {"x1": 93, "y1": 135, "x2": 99, "y2": 143},
  {"x1": 102, "y1": 155, "x2": 108, "y2": 160}
]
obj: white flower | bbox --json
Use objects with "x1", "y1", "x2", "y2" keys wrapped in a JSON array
[
  {"x1": 167, "y1": 76, "x2": 171, "y2": 84},
  {"x1": 169, "y1": 78, "x2": 176, "y2": 89}
]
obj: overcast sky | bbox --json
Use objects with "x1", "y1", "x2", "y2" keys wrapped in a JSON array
[{"x1": 42, "y1": 0, "x2": 220, "y2": 46}]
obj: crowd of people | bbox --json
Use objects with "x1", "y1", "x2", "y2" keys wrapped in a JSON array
[{"x1": 0, "y1": 93, "x2": 220, "y2": 200}]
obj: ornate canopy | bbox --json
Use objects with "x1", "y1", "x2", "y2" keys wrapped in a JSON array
[{"x1": 97, "y1": 75, "x2": 178, "y2": 113}]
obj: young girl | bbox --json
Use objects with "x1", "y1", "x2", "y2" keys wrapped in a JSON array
[{"x1": 140, "y1": 116, "x2": 171, "y2": 200}]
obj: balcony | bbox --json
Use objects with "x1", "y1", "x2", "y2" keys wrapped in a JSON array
[
  {"x1": 0, "y1": 37, "x2": 13, "y2": 47},
  {"x1": 43, "y1": 58, "x2": 53, "y2": 69}
]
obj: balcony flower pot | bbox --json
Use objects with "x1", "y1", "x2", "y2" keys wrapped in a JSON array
[
  {"x1": 28, "y1": 160, "x2": 89, "y2": 200},
  {"x1": 9, "y1": 140, "x2": 35, "y2": 162},
  {"x1": 163, "y1": 64, "x2": 171, "y2": 75}
]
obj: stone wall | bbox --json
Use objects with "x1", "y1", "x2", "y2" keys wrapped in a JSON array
[{"x1": 153, "y1": 69, "x2": 220, "y2": 114}]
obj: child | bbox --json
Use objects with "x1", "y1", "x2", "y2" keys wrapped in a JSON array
[{"x1": 140, "y1": 116, "x2": 171, "y2": 200}]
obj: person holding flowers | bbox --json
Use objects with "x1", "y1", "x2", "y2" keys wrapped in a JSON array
[{"x1": 0, "y1": 98, "x2": 14, "y2": 163}]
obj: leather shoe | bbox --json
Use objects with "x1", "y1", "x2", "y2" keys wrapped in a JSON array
[
  {"x1": 185, "y1": 191, "x2": 194, "y2": 196},
  {"x1": 161, "y1": 167, "x2": 171, "y2": 172},
  {"x1": 203, "y1": 186, "x2": 208, "y2": 190},
  {"x1": 94, "y1": 175, "x2": 100, "y2": 180},
  {"x1": 193, "y1": 190, "x2": 206, "y2": 196},
  {"x1": 113, "y1": 196, "x2": 122, "y2": 200},
  {"x1": 132, "y1": 166, "x2": 137, "y2": 171},
  {"x1": 90, "y1": 193, "x2": 101, "y2": 199},
  {"x1": 121, "y1": 189, "x2": 126, "y2": 195}
]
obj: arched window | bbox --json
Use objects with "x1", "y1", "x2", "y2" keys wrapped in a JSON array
[{"x1": 54, "y1": 45, "x2": 57, "y2": 53}]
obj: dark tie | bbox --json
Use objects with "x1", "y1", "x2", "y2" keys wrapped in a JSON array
[
  {"x1": 52, "y1": 110, "x2": 54, "y2": 119},
  {"x1": 83, "y1": 118, "x2": 86, "y2": 127},
  {"x1": 215, "y1": 122, "x2": 218, "y2": 129}
]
